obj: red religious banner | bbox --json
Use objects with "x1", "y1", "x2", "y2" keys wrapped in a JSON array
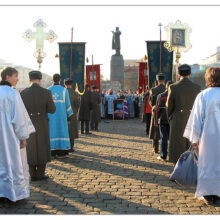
[
  {"x1": 138, "y1": 62, "x2": 148, "y2": 94},
  {"x1": 86, "y1": 64, "x2": 101, "y2": 92}
]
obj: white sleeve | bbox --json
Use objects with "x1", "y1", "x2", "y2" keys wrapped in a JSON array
[
  {"x1": 11, "y1": 91, "x2": 35, "y2": 140},
  {"x1": 183, "y1": 92, "x2": 205, "y2": 143}
]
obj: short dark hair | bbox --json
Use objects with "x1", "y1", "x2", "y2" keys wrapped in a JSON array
[
  {"x1": 178, "y1": 64, "x2": 191, "y2": 76},
  {"x1": 205, "y1": 67, "x2": 220, "y2": 87},
  {"x1": 1, "y1": 67, "x2": 18, "y2": 80},
  {"x1": 53, "y1": 73, "x2": 61, "y2": 83}
]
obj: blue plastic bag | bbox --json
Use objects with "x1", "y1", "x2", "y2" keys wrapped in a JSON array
[{"x1": 170, "y1": 146, "x2": 198, "y2": 188}]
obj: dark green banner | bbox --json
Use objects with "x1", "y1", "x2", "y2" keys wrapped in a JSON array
[
  {"x1": 146, "y1": 41, "x2": 173, "y2": 88},
  {"x1": 59, "y1": 42, "x2": 86, "y2": 92}
]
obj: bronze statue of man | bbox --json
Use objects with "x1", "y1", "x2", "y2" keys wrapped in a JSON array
[{"x1": 112, "y1": 27, "x2": 121, "y2": 55}]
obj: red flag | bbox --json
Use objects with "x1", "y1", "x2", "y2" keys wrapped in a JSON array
[
  {"x1": 138, "y1": 62, "x2": 148, "y2": 94},
  {"x1": 86, "y1": 64, "x2": 101, "y2": 93}
]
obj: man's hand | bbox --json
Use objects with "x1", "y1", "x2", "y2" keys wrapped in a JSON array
[{"x1": 20, "y1": 140, "x2": 27, "y2": 149}]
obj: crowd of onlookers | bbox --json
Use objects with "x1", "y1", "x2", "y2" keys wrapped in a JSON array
[{"x1": 99, "y1": 89, "x2": 144, "y2": 120}]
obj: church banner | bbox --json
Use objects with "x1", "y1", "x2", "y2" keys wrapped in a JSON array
[
  {"x1": 138, "y1": 62, "x2": 148, "y2": 94},
  {"x1": 58, "y1": 42, "x2": 86, "y2": 93},
  {"x1": 86, "y1": 64, "x2": 101, "y2": 92},
  {"x1": 146, "y1": 41, "x2": 173, "y2": 88}
]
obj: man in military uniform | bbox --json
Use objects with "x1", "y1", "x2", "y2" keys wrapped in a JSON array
[
  {"x1": 166, "y1": 64, "x2": 200, "y2": 164},
  {"x1": 64, "y1": 78, "x2": 80, "y2": 152},
  {"x1": 79, "y1": 84, "x2": 93, "y2": 134},
  {"x1": 21, "y1": 71, "x2": 56, "y2": 181},
  {"x1": 149, "y1": 73, "x2": 166, "y2": 153},
  {"x1": 90, "y1": 85, "x2": 101, "y2": 131}
]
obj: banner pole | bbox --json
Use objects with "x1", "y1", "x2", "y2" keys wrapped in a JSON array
[
  {"x1": 159, "y1": 23, "x2": 162, "y2": 73},
  {"x1": 70, "y1": 27, "x2": 73, "y2": 79},
  {"x1": 92, "y1": 55, "x2": 94, "y2": 86}
]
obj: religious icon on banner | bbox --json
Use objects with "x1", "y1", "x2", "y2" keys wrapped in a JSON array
[
  {"x1": 171, "y1": 29, "x2": 185, "y2": 47},
  {"x1": 90, "y1": 71, "x2": 96, "y2": 80}
]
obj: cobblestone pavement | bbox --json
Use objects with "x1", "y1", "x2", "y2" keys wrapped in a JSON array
[{"x1": 1, "y1": 119, "x2": 220, "y2": 215}]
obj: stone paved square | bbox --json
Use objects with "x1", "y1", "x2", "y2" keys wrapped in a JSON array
[{"x1": 1, "y1": 119, "x2": 220, "y2": 214}]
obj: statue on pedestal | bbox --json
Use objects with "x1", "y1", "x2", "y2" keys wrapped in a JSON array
[{"x1": 112, "y1": 27, "x2": 121, "y2": 55}]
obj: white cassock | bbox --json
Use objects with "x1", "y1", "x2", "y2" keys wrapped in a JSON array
[
  {"x1": 0, "y1": 85, "x2": 35, "y2": 201},
  {"x1": 183, "y1": 87, "x2": 220, "y2": 198}
]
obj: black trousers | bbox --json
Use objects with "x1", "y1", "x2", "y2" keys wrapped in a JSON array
[
  {"x1": 159, "y1": 124, "x2": 169, "y2": 159},
  {"x1": 145, "y1": 113, "x2": 152, "y2": 135},
  {"x1": 91, "y1": 122, "x2": 98, "y2": 130},
  {"x1": 81, "y1": 120, "x2": 89, "y2": 132},
  {"x1": 51, "y1": 150, "x2": 69, "y2": 156},
  {"x1": 29, "y1": 164, "x2": 46, "y2": 179},
  {"x1": 70, "y1": 139, "x2": 74, "y2": 149},
  {"x1": 152, "y1": 140, "x2": 159, "y2": 153}
]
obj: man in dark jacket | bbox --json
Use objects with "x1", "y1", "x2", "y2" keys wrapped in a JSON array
[
  {"x1": 90, "y1": 85, "x2": 101, "y2": 131},
  {"x1": 21, "y1": 71, "x2": 56, "y2": 181},
  {"x1": 79, "y1": 84, "x2": 93, "y2": 134},
  {"x1": 64, "y1": 78, "x2": 80, "y2": 152},
  {"x1": 155, "y1": 81, "x2": 173, "y2": 161},
  {"x1": 149, "y1": 73, "x2": 166, "y2": 153},
  {"x1": 166, "y1": 64, "x2": 201, "y2": 164}
]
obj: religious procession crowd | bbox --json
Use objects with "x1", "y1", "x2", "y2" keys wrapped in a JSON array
[
  {"x1": 0, "y1": 64, "x2": 220, "y2": 206},
  {"x1": 100, "y1": 89, "x2": 144, "y2": 120},
  {"x1": 140, "y1": 64, "x2": 220, "y2": 205}
]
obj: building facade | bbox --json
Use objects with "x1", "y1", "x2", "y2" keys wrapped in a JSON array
[
  {"x1": 124, "y1": 59, "x2": 140, "y2": 91},
  {"x1": 0, "y1": 60, "x2": 52, "y2": 90}
]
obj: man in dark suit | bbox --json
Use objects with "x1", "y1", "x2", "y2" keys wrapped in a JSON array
[
  {"x1": 21, "y1": 71, "x2": 56, "y2": 181},
  {"x1": 166, "y1": 64, "x2": 201, "y2": 164},
  {"x1": 78, "y1": 84, "x2": 93, "y2": 134},
  {"x1": 90, "y1": 85, "x2": 101, "y2": 131},
  {"x1": 64, "y1": 78, "x2": 80, "y2": 152},
  {"x1": 149, "y1": 73, "x2": 166, "y2": 153}
]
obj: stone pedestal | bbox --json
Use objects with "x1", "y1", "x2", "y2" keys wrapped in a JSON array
[{"x1": 110, "y1": 54, "x2": 124, "y2": 89}]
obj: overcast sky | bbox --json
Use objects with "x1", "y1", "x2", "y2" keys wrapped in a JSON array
[{"x1": 0, "y1": 1, "x2": 220, "y2": 79}]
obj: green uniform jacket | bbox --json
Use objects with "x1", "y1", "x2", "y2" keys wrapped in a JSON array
[
  {"x1": 166, "y1": 78, "x2": 200, "y2": 163},
  {"x1": 149, "y1": 83, "x2": 166, "y2": 140},
  {"x1": 67, "y1": 88, "x2": 80, "y2": 140},
  {"x1": 90, "y1": 92, "x2": 101, "y2": 123},
  {"x1": 21, "y1": 83, "x2": 56, "y2": 165}
]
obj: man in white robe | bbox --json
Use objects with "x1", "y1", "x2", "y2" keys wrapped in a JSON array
[
  {"x1": 184, "y1": 85, "x2": 220, "y2": 203},
  {"x1": 0, "y1": 67, "x2": 35, "y2": 202}
]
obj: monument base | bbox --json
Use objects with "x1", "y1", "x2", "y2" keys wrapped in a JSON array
[
  {"x1": 101, "y1": 80, "x2": 121, "y2": 91},
  {"x1": 110, "y1": 54, "x2": 124, "y2": 89}
]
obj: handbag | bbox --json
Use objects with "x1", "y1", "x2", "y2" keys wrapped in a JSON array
[{"x1": 170, "y1": 145, "x2": 198, "y2": 188}]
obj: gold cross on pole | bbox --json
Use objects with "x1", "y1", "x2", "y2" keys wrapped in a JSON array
[{"x1": 23, "y1": 19, "x2": 57, "y2": 70}]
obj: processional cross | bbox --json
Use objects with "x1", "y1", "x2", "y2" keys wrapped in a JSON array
[
  {"x1": 23, "y1": 19, "x2": 57, "y2": 70},
  {"x1": 158, "y1": 23, "x2": 163, "y2": 73}
]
